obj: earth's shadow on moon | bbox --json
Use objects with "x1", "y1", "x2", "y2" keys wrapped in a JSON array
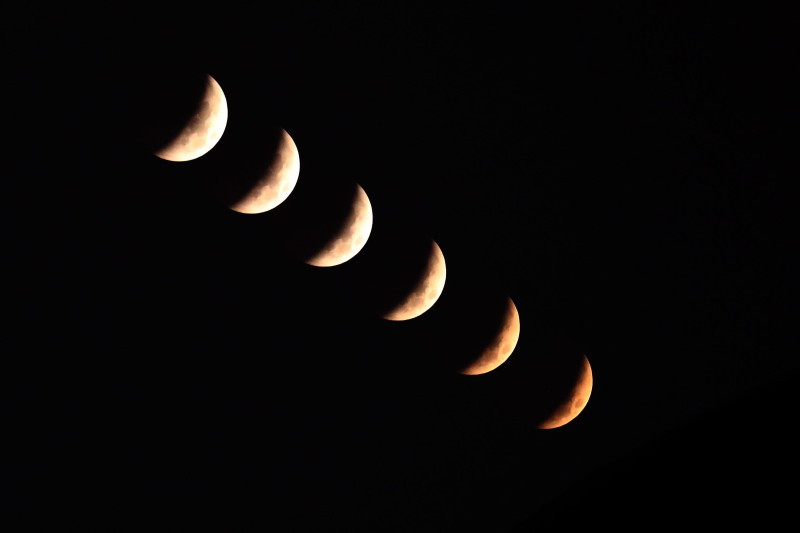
[
  {"x1": 202, "y1": 113, "x2": 296, "y2": 212},
  {"x1": 270, "y1": 177, "x2": 368, "y2": 266},
  {"x1": 129, "y1": 67, "x2": 211, "y2": 156},
  {"x1": 344, "y1": 222, "x2": 442, "y2": 320},
  {"x1": 486, "y1": 335, "x2": 592, "y2": 429},
  {"x1": 406, "y1": 270, "x2": 517, "y2": 375}
]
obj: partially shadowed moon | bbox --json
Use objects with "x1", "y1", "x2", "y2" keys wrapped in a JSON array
[
  {"x1": 304, "y1": 183, "x2": 373, "y2": 267},
  {"x1": 537, "y1": 354, "x2": 593, "y2": 429},
  {"x1": 217, "y1": 128, "x2": 300, "y2": 214},
  {"x1": 152, "y1": 74, "x2": 228, "y2": 162},
  {"x1": 460, "y1": 297, "x2": 520, "y2": 375},
  {"x1": 482, "y1": 338, "x2": 593, "y2": 429},
  {"x1": 383, "y1": 239, "x2": 446, "y2": 321},
  {"x1": 421, "y1": 275, "x2": 521, "y2": 375},
  {"x1": 345, "y1": 226, "x2": 446, "y2": 322}
]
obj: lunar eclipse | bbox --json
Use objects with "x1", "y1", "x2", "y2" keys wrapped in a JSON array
[
  {"x1": 150, "y1": 73, "x2": 228, "y2": 162},
  {"x1": 460, "y1": 296, "x2": 520, "y2": 375},
  {"x1": 537, "y1": 354, "x2": 593, "y2": 429},
  {"x1": 216, "y1": 127, "x2": 300, "y2": 214},
  {"x1": 10, "y1": 4, "x2": 793, "y2": 531},
  {"x1": 424, "y1": 277, "x2": 521, "y2": 376},
  {"x1": 349, "y1": 227, "x2": 447, "y2": 321}
]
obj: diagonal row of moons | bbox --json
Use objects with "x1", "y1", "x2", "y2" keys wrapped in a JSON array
[{"x1": 149, "y1": 74, "x2": 591, "y2": 429}]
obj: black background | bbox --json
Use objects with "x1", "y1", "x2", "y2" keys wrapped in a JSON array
[{"x1": 4, "y1": 4, "x2": 797, "y2": 531}]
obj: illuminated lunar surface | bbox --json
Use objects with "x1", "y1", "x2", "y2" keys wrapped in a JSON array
[
  {"x1": 383, "y1": 240, "x2": 446, "y2": 321},
  {"x1": 460, "y1": 297, "x2": 520, "y2": 375},
  {"x1": 537, "y1": 354, "x2": 593, "y2": 429},
  {"x1": 305, "y1": 184, "x2": 373, "y2": 267},
  {"x1": 226, "y1": 128, "x2": 300, "y2": 214},
  {"x1": 154, "y1": 74, "x2": 228, "y2": 162}
]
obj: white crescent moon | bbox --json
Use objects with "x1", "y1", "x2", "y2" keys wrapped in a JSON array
[
  {"x1": 227, "y1": 129, "x2": 300, "y2": 214},
  {"x1": 383, "y1": 240, "x2": 446, "y2": 321},
  {"x1": 154, "y1": 74, "x2": 228, "y2": 162},
  {"x1": 305, "y1": 183, "x2": 373, "y2": 267}
]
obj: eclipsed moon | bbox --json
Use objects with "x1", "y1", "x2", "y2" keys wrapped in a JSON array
[
  {"x1": 537, "y1": 354, "x2": 593, "y2": 429},
  {"x1": 383, "y1": 240, "x2": 446, "y2": 321},
  {"x1": 225, "y1": 128, "x2": 300, "y2": 214},
  {"x1": 305, "y1": 183, "x2": 373, "y2": 267},
  {"x1": 154, "y1": 74, "x2": 228, "y2": 162},
  {"x1": 460, "y1": 297, "x2": 520, "y2": 375}
]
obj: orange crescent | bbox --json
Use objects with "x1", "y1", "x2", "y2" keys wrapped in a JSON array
[
  {"x1": 383, "y1": 240, "x2": 446, "y2": 321},
  {"x1": 460, "y1": 297, "x2": 520, "y2": 375},
  {"x1": 537, "y1": 354, "x2": 593, "y2": 429}
]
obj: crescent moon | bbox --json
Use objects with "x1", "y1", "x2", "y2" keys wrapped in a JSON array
[
  {"x1": 383, "y1": 239, "x2": 446, "y2": 321},
  {"x1": 460, "y1": 297, "x2": 520, "y2": 375},
  {"x1": 226, "y1": 129, "x2": 300, "y2": 214},
  {"x1": 154, "y1": 74, "x2": 228, "y2": 162},
  {"x1": 537, "y1": 354, "x2": 593, "y2": 429},
  {"x1": 305, "y1": 183, "x2": 373, "y2": 267}
]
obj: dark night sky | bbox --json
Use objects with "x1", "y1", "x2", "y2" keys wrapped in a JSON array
[{"x1": 4, "y1": 4, "x2": 797, "y2": 531}]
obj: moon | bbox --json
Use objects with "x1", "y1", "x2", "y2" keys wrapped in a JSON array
[
  {"x1": 537, "y1": 354, "x2": 593, "y2": 429},
  {"x1": 460, "y1": 297, "x2": 520, "y2": 375},
  {"x1": 224, "y1": 128, "x2": 300, "y2": 214},
  {"x1": 305, "y1": 183, "x2": 373, "y2": 267},
  {"x1": 153, "y1": 74, "x2": 228, "y2": 162},
  {"x1": 383, "y1": 239, "x2": 446, "y2": 321}
]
